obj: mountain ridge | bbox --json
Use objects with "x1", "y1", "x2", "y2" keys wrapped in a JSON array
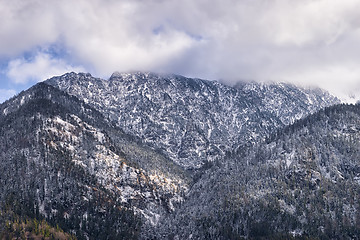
[{"x1": 46, "y1": 71, "x2": 340, "y2": 169}]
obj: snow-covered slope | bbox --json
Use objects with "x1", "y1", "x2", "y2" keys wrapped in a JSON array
[
  {"x1": 0, "y1": 83, "x2": 189, "y2": 238},
  {"x1": 155, "y1": 103, "x2": 360, "y2": 239},
  {"x1": 46, "y1": 72, "x2": 340, "y2": 169}
]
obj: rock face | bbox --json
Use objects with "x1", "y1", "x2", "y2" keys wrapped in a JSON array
[{"x1": 46, "y1": 72, "x2": 339, "y2": 169}]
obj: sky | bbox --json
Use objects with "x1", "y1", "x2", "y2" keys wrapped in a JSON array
[{"x1": 1, "y1": 0, "x2": 360, "y2": 103}]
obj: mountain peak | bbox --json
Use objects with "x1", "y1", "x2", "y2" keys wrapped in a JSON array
[
  {"x1": 109, "y1": 71, "x2": 156, "y2": 80},
  {"x1": 59, "y1": 71, "x2": 93, "y2": 79}
]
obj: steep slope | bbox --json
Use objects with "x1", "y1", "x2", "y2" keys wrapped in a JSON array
[
  {"x1": 46, "y1": 72, "x2": 339, "y2": 169},
  {"x1": 155, "y1": 104, "x2": 360, "y2": 239},
  {"x1": 0, "y1": 83, "x2": 189, "y2": 239}
]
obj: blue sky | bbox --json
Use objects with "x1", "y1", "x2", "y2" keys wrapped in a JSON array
[{"x1": 2, "y1": 0, "x2": 360, "y2": 103}]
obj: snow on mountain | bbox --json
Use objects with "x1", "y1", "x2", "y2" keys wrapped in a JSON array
[
  {"x1": 0, "y1": 83, "x2": 189, "y2": 238},
  {"x1": 1, "y1": 71, "x2": 353, "y2": 239},
  {"x1": 155, "y1": 104, "x2": 360, "y2": 239},
  {"x1": 46, "y1": 72, "x2": 340, "y2": 169}
]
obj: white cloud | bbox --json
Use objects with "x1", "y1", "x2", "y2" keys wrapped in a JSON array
[
  {"x1": 0, "y1": 0, "x2": 201, "y2": 77},
  {"x1": 0, "y1": 89, "x2": 16, "y2": 103},
  {"x1": 2, "y1": 0, "x2": 360, "y2": 100},
  {"x1": 6, "y1": 51, "x2": 84, "y2": 84}
]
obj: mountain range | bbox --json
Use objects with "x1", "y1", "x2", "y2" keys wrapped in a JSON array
[{"x1": 2, "y1": 72, "x2": 359, "y2": 239}]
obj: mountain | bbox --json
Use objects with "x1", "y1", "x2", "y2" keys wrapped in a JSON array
[
  {"x1": 46, "y1": 72, "x2": 340, "y2": 169},
  {"x1": 154, "y1": 103, "x2": 360, "y2": 239},
  {"x1": 0, "y1": 83, "x2": 189, "y2": 239},
  {"x1": 0, "y1": 71, "x2": 346, "y2": 239}
]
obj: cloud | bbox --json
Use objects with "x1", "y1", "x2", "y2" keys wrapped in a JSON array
[
  {"x1": 0, "y1": 0, "x2": 202, "y2": 77},
  {"x1": 2, "y1": 0, "x2": 360, "y2": 99},
  {"x1": 5, "y1": 51, "x2": 84, "y2": 84},
  {"x1": 0, "y1": 89, "x2": 16, "y2": 103}
]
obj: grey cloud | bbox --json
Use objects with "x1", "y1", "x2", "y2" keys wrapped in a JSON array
[{"x1": 2, "y1": 0, "x2": 360, "y2": 100}]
